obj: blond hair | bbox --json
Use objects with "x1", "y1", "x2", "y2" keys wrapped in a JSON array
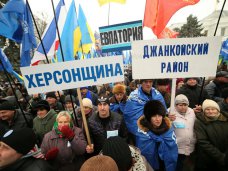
[{"x1": 56, "y1": 111, "x2": 72, "y2": 122}]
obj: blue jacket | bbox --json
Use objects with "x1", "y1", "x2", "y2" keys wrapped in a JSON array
[
  {"x1": 124, "y1": 86, "x2": 167, "y2": 134},
  {"x1": 136, "y1": 116, "x2": 178, "y2": 171}
]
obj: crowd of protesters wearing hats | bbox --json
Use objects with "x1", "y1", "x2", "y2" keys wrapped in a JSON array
[{"x1": 0, "y1": 69, "x2": 228, "y2": 171}]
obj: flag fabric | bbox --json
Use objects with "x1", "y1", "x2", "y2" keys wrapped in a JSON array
[
  {"x1": 219, "y1": 39, "x2": 228, "y2": 65},
  {"x1": 0, "y1": 48, "x2": 13, "y2": 73},
  {"x1": 98, "y1": 0, "x2": 126, "y2": 6},
  {"x1": 31, "y1": 0, "x2": 66, "y2": 65},
  {"x1": 77, "y1": 4, "x2": 95, "y2": 53},
  {"x1": 57, "y1": 0, "x2": 78, "y2": 62},
  {"x1": 158, "y1": 27, "x2": 179, "y2": 39},
  {"x1": 0, "y1": 0, "x2": 37, "y2": 66},
  {"x1": 143, "y1": 0, "x2": 200, "y2": 37}
]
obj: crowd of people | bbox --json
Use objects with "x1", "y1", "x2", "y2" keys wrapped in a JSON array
[{"x1": 0, "y1": 69, "x2": 228, "y2": 171}]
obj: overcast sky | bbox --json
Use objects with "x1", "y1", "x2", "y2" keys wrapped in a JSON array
[{"x1": 28, "y1": 0, "x2": 227, "y2": 38}]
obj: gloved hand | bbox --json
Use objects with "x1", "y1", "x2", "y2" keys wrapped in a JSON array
[
  {"x1": 45, "y1": 147, "x2": 59, "y2": 160},
  {"x1": 60, "y1": 125, "x2": 75, "y2": 141}
]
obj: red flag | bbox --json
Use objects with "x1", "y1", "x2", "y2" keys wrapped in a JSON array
[
  {"x1": 158, "y1": 27, "x2": 179, "y2": 39},
  {"x1": 143, "y1": 0, "x2": 199, "y2": 37}
]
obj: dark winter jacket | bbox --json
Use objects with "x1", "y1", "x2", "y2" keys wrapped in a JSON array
[
  {"x1": 194, "y1": 112, "x2": 228, "y2": 171},
  {"x1": 88, "y1": 111, "x2": 128, "y2": 154},
  {"x1": 176, "y1": 84, "x2": 210, "y2": 108},
  {"x1": 0, "y1": 109, "x2": 33, "y2": 130},
  {"x1": 218, "y1": 100, "x2": 228, "y2": 113},
  {"x1": 0, "y1": 157, "x2": 53, "y2": 171}
]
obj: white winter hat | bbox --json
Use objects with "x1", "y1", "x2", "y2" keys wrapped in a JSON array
[
  {"x1": 82, "y1": 98, "x2": 93, "y2": 109},
  {"x1": 175, "y1": 94, "x2": 189, "y2": 105},
  {"x1": 202, "y1": 99, "x2": 220, "y2": 112}
]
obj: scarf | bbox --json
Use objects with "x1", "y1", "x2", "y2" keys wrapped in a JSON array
[{"x1": 53, "y1": 121, "x2": 73, "y2": 138}]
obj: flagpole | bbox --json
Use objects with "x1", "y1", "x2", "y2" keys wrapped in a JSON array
[
  {"x1": 108, "y1": 2, "x2": 110, "y2": 25},
  {"x1": 0, "y1": 60, "x2": 31, "y2": 128},
  {"x1": 198, "y1": 0, "x2": 226, "y2": 104},
  {"x1": 26, "y1": 0, "x2": 66, "y2": 111}
]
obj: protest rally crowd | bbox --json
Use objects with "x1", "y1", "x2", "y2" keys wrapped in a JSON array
[{"x1": 0, "y1": 69, "x2": 228, "y2": 171}]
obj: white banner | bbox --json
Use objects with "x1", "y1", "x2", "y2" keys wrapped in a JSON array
[
  {"x1": 132, "y1": 37, "x2": 222, "y2": 79},
  {"x1": 21, "y1": 56, "x2": 124, "y2": 94}
]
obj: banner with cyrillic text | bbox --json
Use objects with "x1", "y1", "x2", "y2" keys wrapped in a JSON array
[
  {"x1": 21, "y1": 56, "x2": 124, "y2": 94},
  {"x1": 132, "y1": 37, "x2": 222, "y2": 79},
  {"x1": 99, "y1": 20, "x2": 143, "y2": 53}
]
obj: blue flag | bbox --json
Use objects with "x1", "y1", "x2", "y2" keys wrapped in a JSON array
[
  {"x1": 0, "y1": 0, "x2": 37, "y2": 66},
  {"x1": 0, "y1": 48, "x2": 13, "y2": 73},
  {"x1": 220, "y1": 39, "x2": 228, "y2": 61}
]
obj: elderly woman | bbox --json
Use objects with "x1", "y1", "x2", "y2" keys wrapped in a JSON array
[
  {"x1": 41, "y1": 111, "x2": 87, "y2": 171},
  {"x1": 194, "y1": 99, "x2": 228, "y2": 171}
]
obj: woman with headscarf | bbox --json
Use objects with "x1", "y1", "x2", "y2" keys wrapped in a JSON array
[{"x1": 41, "y1": 111, "x2": 87, "y2": 171}]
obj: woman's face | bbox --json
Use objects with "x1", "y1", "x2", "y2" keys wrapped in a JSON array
[
  {"x1": 175, "y1": 103, "x2": 188, "y2": 113},
  {"x1": 114, "y1": 93, "x2": 124, "y2": 102},
  {"x1": 57, "y1": 115, "x2": 70, "y2": 129},
  {"x1": 37, "y1": 108, "x2": 48, "y2": 118},
  {"x1": 150, "y1": 114, "x2": 163, "y2": 128},
  {"x1": 83, "y1": 106, "x2": 92, "y2": 115},
  {"x1": 204, "y1": 107, "x2": 219, "y2": 118}
]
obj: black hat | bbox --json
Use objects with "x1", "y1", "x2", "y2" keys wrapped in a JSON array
[
  {"x1": 222, "y1": 88, "x2": 228, "y2": 99},
  {"x1": 184, "y1": 77, "x2": 200, "y2": 83},
  {"x1": 143, "y1": 100, "x2": 166, "y2": 121},
  {"x1": 156, "y1": 79, "x2": 170, "y2": 86},
  {"x1": 1, "y1": 128, "x2": 36, "y2": 155},
  {"x1": 98, "y1": 94, "x2": 110, "y2": 105},
  {"x1": 0, "y1": 99, "x2": 17, "y2": 111},
  {"x1": 216, "y1": 71, "x2": 228, "y2": 78},
  {"x1": 140, "y1": 79, "x2": 153, "y2": 84},
  {"x1": 34, "y1": 100, "x2": 50, "y2": 111},
  {"x1": 102, "y1": 136, "x2": 132, "y2": 171},
  {"x1": 46, "y1": 92, "x2": 57, "y2": 99},
  {"x1": 65, "y1": 95, "x2": 76, "y2": 103}
]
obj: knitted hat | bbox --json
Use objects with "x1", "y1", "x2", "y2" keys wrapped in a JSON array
[
  {"x1": 80, "y1": 155, "x2": 118, "y2": 171},
  {"x1": 216, "y1": 71, "x2": 228, "y2": 78},
  {"x1": 184, "y1": 77, "x2": 200, "y2": 83},
  {"x1": 34, "y1": 100, "x2": 50, "y2": 111},
  {"x1": 143, "y1": 100, "x2": 166, "y2": 121},
  {"x1": 175, "y1": 94, "x2": 189, "y2": 105},
  {"x1": 46, "y1": 92, "x2": 57, "y2": 99},
  {"x1": 222, "y1": 88, "x2": 228, "y2": 99},
  {"x1": 140, "y1": 79, "x2": 153, "y2": 84},
  {"x1": 156, "y1": 79, "x2": 169, "y2": 86},
  {"x1": 98, "y1": 94, "x2": 110, "y2": 105},
  {"x1": 65, "y1": 95, "x2": 76, "y2": 103},
  {"x1": 202, "y1": 99, "x2": 220, "y2": 112},
  {"x1": 0, "y1": 99, "x2": 17, "y2": 110},
  {"x1": 176, "y1": 78, "x2": 184, "y2": 85},
  {"x1": 112, "y1": 84, "x2": 126, "y2": 94},
  {"x1": 1, "y1": 128, "x2": 36, "y2": 155},
  {"x1": 82, "y1": 98, "x2": 93, "y2": 109},
  {"x1": 102, "y1": 136, "x2": 132, "y2": 171}
]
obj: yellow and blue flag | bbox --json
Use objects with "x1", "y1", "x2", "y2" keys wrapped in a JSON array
[{"x1": 98, "y1": 0, "x2": 126, "y2": 6}]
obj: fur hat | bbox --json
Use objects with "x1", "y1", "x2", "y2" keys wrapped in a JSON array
[
  {"x1": 82, "y1": 98, "x2": 93, "y2": 109},
  {"x1": 175, "y1": 94, "x2": 189, "y2": 105},
  {"x1": 216, "y1": 71, "x2": 228, "y2": 78},
  {"x1": 143, "y1": 100, "x2": 166, "y2": 121},
  {"x1": 34, "y1": 100, "x2": 50, "y2": 111},
  {"x1": 222, "y1": 88, "x2": 228, "y2": 99},
  {"x1": 1, "y1": 128, "x2": 36, "y2": 155},
  {"x1": 65, "y1": 95, "x2": 76, "y2": 103},
  {"x1": 46, "y1": 92, "x2": 57, "y2": 99},
  {"x1": 112, "y1": 84, "x2": 126, "y2": 94},
  {"x1": 202, "y1": 99, "x2": 220, "y2": 112},
  {"x1": 184, "y1": 77, "x2": 200, "y2": 83},
  {"x1": 80, "y1": 155, "x2": 118, "y2": 171},
  {"x1": 102, "y1": 136, "x2": 132, "y2": 171},
  {"x1": 0, "y1": 99, "x2": 17, "y2": 111}
]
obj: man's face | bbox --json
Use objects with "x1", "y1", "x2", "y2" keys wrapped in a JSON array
[
  {"x1": 0, "y1": 110, "x2": 15, "y2": 121},
  {"x1": 80, "y1": 88, "x2": 88, "y2": 96},
  {"x1": 98, "y1": 102, "x2": 110, "y2": 118},
  {"x1": 141, "y1": 80, "x2": 153, "y2": 94},
  {"x1": 157, "y1": 85, "x2": 168, "y2": 93},
  {"x1": 186, "y1": 79, "x2": 197, "y2": 87},
  {"x1": 46, "y1": 97, "x2": 56, "y2": 106},
  {"x1": 65, "y1": 102, "x2": 74, "y2": 111},
  {"x1": 0, "y1": 142, "x2": 22, "y2": 167}
]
